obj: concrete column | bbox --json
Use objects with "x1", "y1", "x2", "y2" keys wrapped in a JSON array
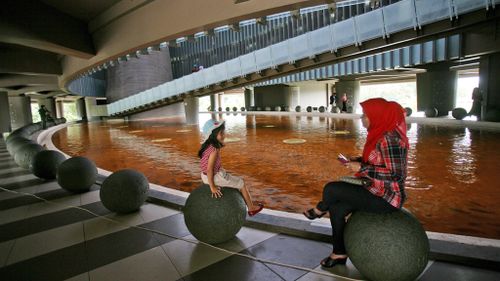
[
  {"x1": 289, "y1": 86, "x2": 300, "y2": 110},
  {"x1": 184, "y1": 96, "x2": 199, "y2": 125},
  {"x1": 416, "y1": 64, "x2": 457, "y2": 116},
  {"x1": 56, "y1": 100, "x2": 64, "y2": 118},
  {"x1": 335, "y1": 79, "x2": 360, "y2": 113},
  {"x1": 479, "y1": 53, "x2": 500, "y2": 121},
  {"x1": 8, "y1": 95, "x2": 32, "y2": 130},
  {"x1": 76, "y1": 98, "x2": 87, "y2": 121},
  {"x1": 244, "y1": 88, "x2": 255, "y2": 108},
  {"x1": 37, "y1": 97, "x2": 56, "y2": 119},
  {"x1": 84, "y1": 97, "x2": 101, "y2": 121},
  {"x1": 210, "y1": 94, "x2": 219, "y2": 111},
  {"x1": 0, "y1": 92, "x2": 12, "y2": 133}
]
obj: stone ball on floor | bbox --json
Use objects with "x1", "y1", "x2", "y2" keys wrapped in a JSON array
[
  {"x1": 7, "y1": 137, "x2": 34, "y2": 156},
  {"x1": 344, "y1": 209, "x2": 429, "y2": 281},
  {"x1": 425, "y1": 108, "x2": 438, "y2": 117},
  {"x1": 184, "y1": 184, "x2": 246, "y2": 244},
  {"x1": 14, "y1": 143, "x2": 44, "y2": 169},
  {"x1": 452, "y1": 108, "x2": 468, "y2": 120},
  {"x1": 100, "y1": 169, "x2": 149, "y2": 213},
  {"x1": 318, "y1": 106, "x2": 325, "y2": 113},
  {"x1": 295, "y1": 106, "x2": 301, "y2": 112},
  {"x1": 57, "y1": 156, "x2": 98, "y2": 192},
  {"x1": 306, "y1": 106, "x2": 312, "y2": 112},
  {"x1": 31, "y1": 150, "x2": 67, "y2": 179}
]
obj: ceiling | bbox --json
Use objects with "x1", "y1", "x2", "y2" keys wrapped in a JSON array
[{"x1": 0, "y1": 0, "x2": 120, "y2": 99}]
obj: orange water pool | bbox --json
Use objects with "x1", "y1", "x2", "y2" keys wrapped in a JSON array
[{"x1": 52, "y1": 113, "x2": 500, "y2": 239}]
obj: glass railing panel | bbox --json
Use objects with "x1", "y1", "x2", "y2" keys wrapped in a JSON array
[
  {"x1": 383, "y1": 0, "x2": 417, "y2": 35},
  {"x1": 183, "y1": 74, "x2": 195, "y2": 92},
  {"x1": 271, "y1": 41, "x2": 290, "y2": 65},
  {"x1": 192, "y1": 71, "x2": 205, "y2": 89},
  {"x1": 226, "y1": 57, "x2": 242, "y2": 79},
  {"x1": 309, "y1": 25, "x2": 333, "y2": 55},
  {"x1": 240, "y1": 52, "x2": 257, "y2": 76},
  {"x1": 415, "y1": 0, "x2": 452, "y2": 26},
  {"x1": 453, "y1": 0, "x2": 489, "y2": 16},
  {"x1": 289, "y1": 33, "x2": 311, "y2": 62},
  {"x1": 332, "y1": 18, "x2": 357, "y2": 50},
  {"x1": 214, "y1": 63, "x2": 229, "y2": 82},
  {"x1": 355, "y1": 9, "x2": 385, "y2": 43},
  {"x1": 255, "y1": 47, "x2": 273, "y2": 70}
]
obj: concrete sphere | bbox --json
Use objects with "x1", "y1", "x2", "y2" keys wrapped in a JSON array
[
  {"x1": 100, "y1": 169, "x2": 149, "y2": 213},
  {"x1": 57, "y1": 156, "x2": 98, "y2": 192},
  {"x1": 256, "y1": 107, "x2": 262, "y2": 111},
  {"x1": 265, "y1": 106, "x2": 271, "y2": 111},
  {"x1": 184, "y1": 184, "x2": 246, "y2": 244},
  {"x1": 282, "y1": 106, "x2": 290, "y2": 111},
  {"x1": 331, "y1": 106, "x2": 341, "y2": 113},
  {"x1": 232, "y1": 107, "x2": 237, "y2": 112},
  {"x1": 31, "y1": 150, "x2": 66, "y2": 179},
  {"x1": 8, "y1": 138, "x2": 36, "y2": 157},
  {"x1": 452, "y1": 108, "x2": 468, "y2": 120},
  {"x1": 345, "y1": 209, "x2": 429, "y2": 281},
  {"x1": 274, "y1": 106, "x2": 281, "y2": 111},
  {"x1": 405, "y1": 107, "x2": 413, "y2": 117},
  {"x1": 218, "y1": 107, "x2": 223, "y2": 112},
  {"x1": 306, "y1": 106, "x2": 312, "y2": 112},
  {"x1": 318, "y1": 106, "x2": 326, "y2": 113},
  {"x1": 14, "y1": 143, "x2": 45, "y2": 169},
  {"x1": 240, "y1": 107, "x2": 246, "y2": 111},
  {"x1": 225, "y1": 107, "x2": 230, "y2": 112},
  {"x1": 425, "y1": 108, "x2": 438, "y2": 117},
  {"x1": 295, "y1": 106, "x2": 301, "y2": 112}
]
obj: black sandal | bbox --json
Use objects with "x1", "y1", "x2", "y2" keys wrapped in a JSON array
[
  {"x1": 320, "y1": 256, "x2": 347, "y2": 268},
  {"x1": 303, "y1": 208, "x2": 326, "y2": 220}
]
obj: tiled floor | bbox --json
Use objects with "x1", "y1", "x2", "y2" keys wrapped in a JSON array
[{"x1": 1, "y1": 139, "x2": 500, "y2": 281}]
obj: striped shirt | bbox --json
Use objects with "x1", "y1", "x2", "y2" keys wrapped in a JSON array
[
  {"x1": 356, "y1": 130, "x2": 408, "y2": 208},
  {"x1": 200, "y1": 145, "x2": 222, "y2": 175}
]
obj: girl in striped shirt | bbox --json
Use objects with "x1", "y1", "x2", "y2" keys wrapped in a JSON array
[{"x1": 198, "y1": 119, "x2": 263, "y2": 216}]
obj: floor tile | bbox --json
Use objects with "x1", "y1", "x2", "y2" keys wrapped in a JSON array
[
  {"x1": 244, "y1": 234, "x2": 332, "y2": 280},
  {"x1": 138, "y1": 202, "x2": 180, "y2": 222},
  {"x1": 7, "y1": 222, "x2": 85, "y2": 265},
  {"x1": 0, "y1": 188, "x2": 73, "y2": 211},
  {"x1": 0, "y1": 202, "x2": 109, "y2": 242},
  {"x1": 0, "y1": 173, "x2": 39, "y2": 186},
  {"x1": 0, "y1": 240, "x2": 15, "y2": 267},
  {"x1": 85, "y1": 227, "x2": 160, "y2": 269},
  {"x1": 89, "y1": 246, "x2": 181, "y2": 281},
  {"x1": 295, "y1": 263, "x2": 364, "y2": 281},
  {"x1": 0, "y1": 243, "x2": 88, "y2": 281},
  {"x1": 418, "y1": 261, "x2": 500, "y2": 281},
  {"x1": 1, "y1": 178, "x2": 47, "y2": 191},
  {"x1": 80, "y1": 189, "x2": 101, "y2": 205},
  {"x1": 64, "y1": 273, "x2": 89, "y2": 281},
  {"x1": 161, "y1": 236, "x2": 233, "y2": 277},
  {"x1": 83, "y1": 212, "x2": 147, "y2": 241},
  {"x1": 0, "y1": 205, "x2": 31, "y2": 225},
  {"x1": 142, "y1": 213, "x2": 191, "y2": 245},
  {"x1": 26, "y1": 193, "x2": 85, "y2": 216},
  {"x1": 0, "y1": 168, "x2": 31, "y2": 179}
]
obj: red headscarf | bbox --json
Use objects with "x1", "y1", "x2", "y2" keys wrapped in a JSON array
[{"x1": 360, "y1": 98, "x2": 409, "y2": 162}]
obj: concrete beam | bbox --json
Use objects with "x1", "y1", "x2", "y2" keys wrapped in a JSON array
[
  {"x1": 0, "y1": 45, "x2": 62, "y2": 75},
  {"x1": 0, "y1": 0, "x2": 95, "y2": 59},
  {"x1": 0, "y1": 74, "x2": 59, "y2": 88}
]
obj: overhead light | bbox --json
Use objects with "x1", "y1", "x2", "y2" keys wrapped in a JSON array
[
  {"x1": 229, "y1": 23, "x2": 240, "y2": 32},
  {"x1": 290, "y1": 10, "x2": 300, "y2": 19},
  {"x1": 256, "y1": 16, "x2": 267, "y2": 25},
  {"x1": 168, "y1": 40, "x2": 179, "y2": 47}
]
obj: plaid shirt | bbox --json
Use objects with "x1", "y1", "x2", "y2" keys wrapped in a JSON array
[{"x1": 356, "y1": 130, "x2": 408, "y2": 208}]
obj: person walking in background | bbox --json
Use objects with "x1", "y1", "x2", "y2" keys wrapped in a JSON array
[
  {"x1": 468, "y1": 87, "x2": 482, "y2": 121},
  {"x1": 38, "y1": 105, "x2": 49, "y2": 129},
  {"x1": 303, "y1": 98, "x2": 409, "y2": 268},
  {"x1": 198, "y1": 119, "x2": 264, "y2": 216},
  {"x1": 341, "y1": 93, "x2": 348, "y2": 113}
]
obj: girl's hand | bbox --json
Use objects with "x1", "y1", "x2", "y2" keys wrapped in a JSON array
[
  {"x1": 344, "y1": 161, "x2": 360, "y2": 172},
  {"x1": 210, "y1": 186, "x2": 223, "y2": 198}
]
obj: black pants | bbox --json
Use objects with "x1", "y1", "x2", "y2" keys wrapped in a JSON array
[{"x1": 316, "y1": 181, "x2": 397, "y2": 255}]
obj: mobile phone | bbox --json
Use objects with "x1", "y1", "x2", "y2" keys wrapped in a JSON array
[{"x1": 337, "y1": 153, "x2": 349, "y2": 164}]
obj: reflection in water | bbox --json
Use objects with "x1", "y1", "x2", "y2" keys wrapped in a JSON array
[{"x1": 52, "y1": 114, "x2": 500, "y2": 239}]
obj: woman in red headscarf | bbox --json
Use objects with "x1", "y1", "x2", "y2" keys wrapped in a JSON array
[{"x1": 303, "y1": 98, "x2": 409, "y2": 267}]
